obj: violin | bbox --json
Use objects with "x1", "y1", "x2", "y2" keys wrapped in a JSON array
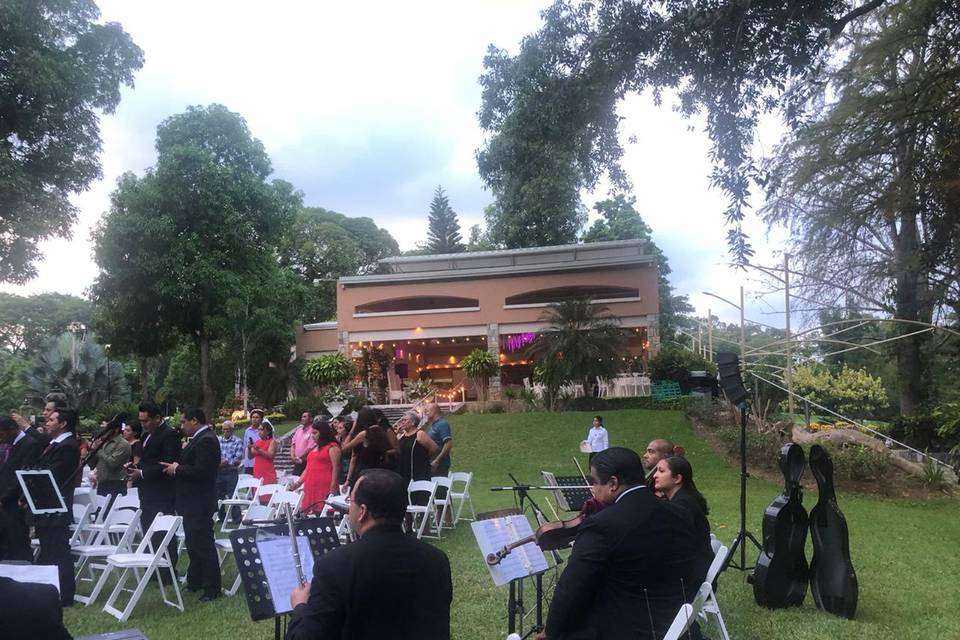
[
  {"x1": 486, "y1": 514, "x2": 585, "y2": 566},
  {"x1": 808, "y1": 444, "x2": 858, "y2": 619},
  {"x1": 750, "y1": 442, "x2": 810, "y2": 608}
]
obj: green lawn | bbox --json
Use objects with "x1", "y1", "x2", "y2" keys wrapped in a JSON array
[{"x1": 64, "y1": 410, "x2": 959, "y2": 639}]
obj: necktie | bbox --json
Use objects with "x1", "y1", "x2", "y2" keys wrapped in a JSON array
[{"x1": 42, "y1": 441, "x2": 56, "y2": 456}]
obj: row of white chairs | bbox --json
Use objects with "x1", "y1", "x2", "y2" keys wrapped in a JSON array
[{"x1": 405, "y1": 471, "x2": 475, "y2": 540}]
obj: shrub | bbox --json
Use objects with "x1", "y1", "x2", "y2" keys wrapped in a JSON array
[
  {"x1": 918, "y1": 456, "x2": 951, "y2": 492},
  {"x1": 86, "y1": 401, "x2": 141, "y2": 423},
  {"x1": 792, "y1": 364, "x2": 887, "y2": 418},
  {"x1": 282, "y1": 396, "x2": 325, "y2": 420},
  {"x1": 302, "y1": 353, "x2": 355, "y2": 387},
  {"x1": 821, "y1": 443, "x2": 891, "y2": 481},
  {"x1": 567, "y1": 396, "x2": 683, "y2": 411},
  {"x1": 648, "y1": 348, "x2": 715, "y2": 385},
  {"x1": 460, "y1": 349, "x2": 500, "y2": 402},
  {"x1": 716, "y1": 424, "x2": 787, "y2": 469}
]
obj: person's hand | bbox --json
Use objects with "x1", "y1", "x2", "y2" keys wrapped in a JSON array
[
  {"x1": 160, "y1": 461, "x2": 178, "y2": 476},
  {"x1": 430, "y1": 459, "x2": 439, "y2": 474},
  {"x1": 534, "y1": 631, "x2": 548, "y2": 640},
  {"x1": 291, "y1": 581, "x2": 311, "y2": 608},
  {"x1": 11, "y1": 413, "x2": 29, "y2": 429}
]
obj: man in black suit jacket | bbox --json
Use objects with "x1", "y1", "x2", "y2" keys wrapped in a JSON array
[
  {"x1": 542, "y1": 447, "x2": 700, "y2": 640},
  {"x1": 127, "y1": 402, "x2": 181, "y2": 583},
  {"x1": 287, "y1": 469, "x2": 452, "y2": 640},
  {"x1": 0, "y1": 416, "x2": 43, "y2": 561},
  {"x1": 34, "y1": 408, "x2": 81, "y2": 606},
  {"x1": 0, "y1": 575, "x2": 72, "y2": 640},
  {"x1": 161, "y1": 408, "x2": 221, "y2": 600}
]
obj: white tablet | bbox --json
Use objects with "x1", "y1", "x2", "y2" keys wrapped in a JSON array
[{"x1": 16, "y1": 470, "x2": 68, "y2": 515}]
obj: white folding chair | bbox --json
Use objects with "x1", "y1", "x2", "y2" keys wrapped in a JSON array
[
  {"x1": 73, "y1": 509, "x2": 142, "y2": 605},
  {"x1": 254, "y1": 482, "x2": 282, "y2": 506},
  {"x1": 709, "y1": 533, "x2": 723, "y2": 555},
  {"x1": 101, "y1": 514, "x2": 184, "y2": 622},
  {"x1": 78, "y1": 493, "x2": 113, "y2": 544},
  {"x1": 449, "y1": 471, "x2": 476, "y2": 523},
  {"x1": 87, "y1": 492, "x2": 141, "y2": 543},
  {"x1": 69, "y1": 503, "x2": 95, "y2": 546},
  {"x1": 431, "y1": 476, "x2": 454, "y2": 536},
  {"x1": 267, "y1": 489, "x2": 302, "y2": 518},
  {"x1": 663, "y1": 581, "x2": 709, "y2": 640},
  {"x1": 219, "y1": 476, "x2": 262, "y2": 533},
  {"x1": 240, "y1": 503, "x2": 275, "y2": 526},
  {"x1": 405, "y1": 480, "x2": 438, "y2": 540},
  {"x1": 700, "y1": 546, "x2": 731, "y2": 640}
]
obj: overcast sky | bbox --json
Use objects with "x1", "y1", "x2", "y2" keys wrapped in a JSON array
[{"x1": 2, "y1": 0, "x2": 795, "y2": 333}]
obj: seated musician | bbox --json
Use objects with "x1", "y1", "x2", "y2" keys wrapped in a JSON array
[
  {"x1": 653, "y1": 456, "x2": 714, "y2": 584},
  {"x1": 642, "y1": 439, "x2": 683, "y2": 489},
  {"x1": 540, "y1": 447, "x2": 701, "y2": 640}
]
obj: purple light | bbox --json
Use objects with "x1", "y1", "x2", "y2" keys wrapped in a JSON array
[{"x1": 501, "y1": 332, "x2": 536, "y2": 352}]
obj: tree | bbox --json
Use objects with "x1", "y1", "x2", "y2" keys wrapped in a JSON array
[
  {"x1": 761, "y1": 0, "x2": 960, "y2": 415},
  {"x1": 20, "y1": 331, "x2": 129, "y2": 414},
  {"x1": 91, "y1": 104, "x2": 301, "y2": 417},
  {"x1": 277, "y1": 207, "x2": 399, "y2": 322},
  {"x1": 466, "y1": 224, "x2": 496, "y2": 252},
  {"x1": 0, "y1": 293, "x2": 93, "y2": 357},
  {"x1": 527, "y1": 298, "x2": 626, "y2": 409},
  {"x1": 460, "y1": 349, "x2": 500, "y2": 402},
  {"x1": 0, "y1": 0, "x2": 143, "y2": 283},
  {"x1": 582, "y1": 195, "x2": 694, "y2": 342},
  {"x1": 424, "y1": 187, "x2": 464, "y2": 253},
  {"x1": 477, "y1": 0, "x2": 894, "y2": 263}
]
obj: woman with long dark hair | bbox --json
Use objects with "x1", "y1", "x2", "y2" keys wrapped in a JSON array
[
  {"x1": 342, "y1": 407, "x2": 398, "y2": 485},
  {"x1": 653, "y1": 455, "x2": 713, "y2": 582},
  {"x1": 288, "y1": 418, "x2": 341, "y2": 514},
  {"x1": 249, "y1": 421, "x2": 277, "y2": 503}
]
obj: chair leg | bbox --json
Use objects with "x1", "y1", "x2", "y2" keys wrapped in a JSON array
[{"x1": 81, "y1": 562, "x2": 114, "y2": 607}]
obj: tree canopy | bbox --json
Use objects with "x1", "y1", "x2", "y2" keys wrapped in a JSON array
[
  {"x1": 477, "y1": 0, "x2": 892, "y2": 261},
  {"x1": 0, "y1": 0, "x2": 143, "y2": 283},
  {"x1": 424, "y1": 186, "x2": 464, "y2": 254},
  {"x1": 0, "y1": 292, "x2": 93, "y2": 357}
]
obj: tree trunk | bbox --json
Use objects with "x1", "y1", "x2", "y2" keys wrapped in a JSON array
[{"x1": 199, "y1": 329, "x2": 215, "y2": 419}]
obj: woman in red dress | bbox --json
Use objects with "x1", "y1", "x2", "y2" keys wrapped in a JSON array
[
  {"x1": 288, "y1": 419, "x2": 341, "y2": 514},
  {"x1": 249, "y1": 422, "x2": 278, "y2": 504}
]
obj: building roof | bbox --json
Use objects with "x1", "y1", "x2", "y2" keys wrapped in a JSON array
[{"x1": 339, "y1": 239, "x2": 654, "y2": 286}]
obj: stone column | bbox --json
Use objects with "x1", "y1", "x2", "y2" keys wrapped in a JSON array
[
  {"x1": 487, "y1": 323, "x2": 501, "y2": 401},
  {"x1": 647, "y1": 321, "x2": 660, "y2": 358},
  {"x1": 338, "y1": 331, "x2": 350, "y2": 354}
]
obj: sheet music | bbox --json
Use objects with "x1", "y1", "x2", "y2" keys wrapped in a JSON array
[
  {"x1": 471, "y1": 515, "x2": 549, "y2": 587},
  {"x1": 256, "y1": 532, "x2": 316, "y2": 614},
  {"x1": 0, "y1": 563, "x2": 60, "y2": 593}
]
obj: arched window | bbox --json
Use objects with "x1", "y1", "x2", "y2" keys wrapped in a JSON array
[
  {"x1": 355, "y1": 296, "x2": 480, "y2": 315},
  {"x1": 505, "y1": 285, "x2": 639, "y2": 306}
]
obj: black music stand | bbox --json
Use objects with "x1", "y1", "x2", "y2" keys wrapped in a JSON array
[{"x1": 229, "y1": 517, "x2": 339, "y2": 640}]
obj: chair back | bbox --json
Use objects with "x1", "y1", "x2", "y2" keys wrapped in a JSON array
[
  {"x1": 242, "y1": 503, "x2": 274, "y2": 525},
  {"x1": 256, "y1": 483, "x2": 282, "y2": 501},
  {"x1": 90, "y1": 503, "x2": 139, "y2": 545},
  {"x1": 450, "y1": 471, "x2": 472, "y2": 489},
  {"x1": 432, "y1": 475, "x2": 452, "y2": 492},
  {"x1": 233, "y1": 476, "x2": 262, "y2": 499},
  {"x1": 134, "y1": 514, "x2": 180, "y2": 556},
  {"x1": 113, "y1": 509, "x2": 142, "y2": 552},
  {"x1": 69, "y1": 503, "x2": 95, "y2": 545},
  {"x1": 88, "y1": 492, "x2": 112, "y2": 524},
  {"x1": 706, "y1": 544, "x2": 729, "y2": 584},
  {"x1": 109, "y1": 492, "x2": 140, "y2": 512},
  {"x1": 268, "y1": 490, "x2": 302, "y2": 515},
  {"x1": 408, "y1": 479, "x2": 437, "y2": 503}
]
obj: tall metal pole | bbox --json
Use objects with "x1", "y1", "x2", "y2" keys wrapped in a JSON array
[
  {"x1": 707, "y1": 308, "x2": 713, "y2": 363},
  {"x1": 739, "y1": 287, "x2": 745, "y2": 363},
  {"x1": 698, "y1": 323, "x2": 703, "y2": 358},
  {"x1": 784, "y1": 254, "x2": 794, "y2": 416}
]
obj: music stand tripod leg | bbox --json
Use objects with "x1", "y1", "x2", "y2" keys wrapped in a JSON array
[{"x1": 723, "y1": 402, "x2": 762, "y2": 572}]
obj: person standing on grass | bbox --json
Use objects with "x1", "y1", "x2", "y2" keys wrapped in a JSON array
[
  {"x1": 423, "y1": 402, "x2": 452, "y2": 477},
  {"x1": 584, "y1": 415, "x2": 609, "y2": 464},
  {"x1": 217, "y1": 420, "x2": 244, "y2": 522},
  {"x1": 162, "y1": 408, "x2": 222, "y2": 601},
  {"x1": 290, "y1": 411, "x2": 316, "y2": 477},
  {"x1": 287, "y1": 419, "x2": 340, "y2": 514},
  {"x1": 249, "y1": 420, "x2": 277, "y2": 503},
  {"x1": 241, "y1": 410, "x2": 264, "y2": 475}
]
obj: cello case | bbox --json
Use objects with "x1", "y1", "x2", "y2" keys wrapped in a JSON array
[
  {"x1": 808, "y1": 444, "x2": 859, "y2": 619},
  {"x1": 751, "y1": 442, "x2": 809, "y2": 608}
]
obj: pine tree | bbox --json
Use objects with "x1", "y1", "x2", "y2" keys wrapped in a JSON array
[{"x1": 425, "y1": 186, "x2": 464, "y2": 253}]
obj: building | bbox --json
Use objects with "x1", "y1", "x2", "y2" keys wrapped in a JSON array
[{"x1": 295, "y1": 239, "x2": 660, "y2": 400}]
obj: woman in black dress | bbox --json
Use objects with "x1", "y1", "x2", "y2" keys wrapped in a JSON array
[
  {"x1": 653, "y1": 455, "x2": 714, "y2": 584},
  {"x1": 342, "y1": 407, "x2": 398, "y2": 485},
  {"x1": 396, "y1": 410, "x2": 439, "y2": 487}
]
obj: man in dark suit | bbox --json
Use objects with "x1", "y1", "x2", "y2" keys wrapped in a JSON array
[
  {"x1": 127, "y1": 401, "x2": 181, "y2": 583},
  {"x1": 34, "y1": 408, "x2": 81, "y2": 606},
  {"x1": 287, "y1": 469, "x2": 452, "y2": 640},
  {"x1": 541, "y1": 447, "x2": 700, "y2": 640},
  {"x1": 0, "y1": 575, "x2": 72, "y2": 640},
  {"x1": 161, "y1": 408, "x2": 221, "y2": 600},
  {"x1": 10, "y1": 391, "x2": 67, "y2": 446},
  {"x1": 0, "y1": 416, "x2": 42, "y2": 560}
]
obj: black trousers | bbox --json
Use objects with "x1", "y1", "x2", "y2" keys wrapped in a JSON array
[
  {"x1": 96, "y1": 480, "x2": 127, "y2": 497},
  {"x1": 0, "y1": 504, "x2": 32, "y2": 561},
  {"x1": 182, "y1": 513, "x2": 220, "y2": 596},
  {"x1": 35, "y1": 520, "x2": 74, "y2": 604},
  {"x1": 140, "y1": 501, "x2": 179, "y2": 583},
  {"x1": 216, "y1": 470, "x2": 239, "y2": 522}
]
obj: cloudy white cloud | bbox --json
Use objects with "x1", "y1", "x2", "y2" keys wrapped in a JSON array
[{"x1": 3, "y1": 0, "x2": 798, "y2": 332}]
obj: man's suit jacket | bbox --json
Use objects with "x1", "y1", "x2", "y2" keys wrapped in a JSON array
[
  {"x1": 174, "y1": 428, "x2": 220, "y2": 517},
  {"x1": 0, "y1": 576, "x2": 72, "y2": 640},
  {"x1": 0, "y1": 435, "x2": 43, "y2": 507},
  {"x1": 35, "y1": 434, "x2": 80, "y2": 526},
  {"x1": 287, "y1": 524, "x2": 452, "y2": 640},
  {"x1": 23, "y1": 425, "x2": 49, "y2": 446},
  {"x1": 545, "y1": 486, "x2": 700, "y2": 640},
  {"x1": 137, "y1": 422, "x2": 181, "y2": 511}
]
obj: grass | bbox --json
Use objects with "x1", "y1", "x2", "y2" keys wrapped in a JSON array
[{"x1": 63, "y1": 409, "x2": 959, "y2": 639}]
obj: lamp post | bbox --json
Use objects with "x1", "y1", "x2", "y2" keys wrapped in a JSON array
[
  {"x1": 104, "y1": 344, "x2": 112, "y2": 405},
  {"x1": 701, "y1": 289, "x2": 746, "y2": 365}
]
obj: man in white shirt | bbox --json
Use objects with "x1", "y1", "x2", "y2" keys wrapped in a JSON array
[{"x1": 585, "y1": 415, "x2": 609, "y2": 463}]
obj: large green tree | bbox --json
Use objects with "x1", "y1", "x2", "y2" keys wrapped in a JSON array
[
  {"x1": 0, "y1": 0, "x2": 143, "y2": 283},
  {"x1": 477, "y1": 0, "x2": 893, "y2": 261},
  {"x1": 91, "y1": 104, "x2": 301, "y2": 416},
  {"x1": 582, "y1": 195, "x2": 694, "y2": 342},
  {"x1": 0, "y1": 293, "x2": 93, "y2": 356},
  {"x1": 424, "y1": 186, "x2": 464, "y2": 254},
  {"x1": 277, "y1": 207, "x2": 399, "y2": 322},
  {"x1": 761, "y1": 0, "x2": 959, "y2": 415}
]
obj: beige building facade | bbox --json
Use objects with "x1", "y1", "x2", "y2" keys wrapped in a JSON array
[{"x1": 295, "y1": 239, "x2": 660, "y2": 400}]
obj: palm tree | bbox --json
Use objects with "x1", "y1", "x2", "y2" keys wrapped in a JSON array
[
  {"x1": 20, "y1": 331, "x2": 130, "y2": 414},
  {"x1": 526, "y1": 298, "x2": 626, "y2": 408}
]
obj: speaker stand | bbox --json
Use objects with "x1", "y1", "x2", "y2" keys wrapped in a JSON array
[{"x1": 724, "y1": 401, "x2": 762, "y2": 571}]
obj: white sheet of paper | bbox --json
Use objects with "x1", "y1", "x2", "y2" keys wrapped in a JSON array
[
  {"x1": 0, "y1": 563, "x2": 60, "y2": 593},
  {"x1": 472, "y1": 515, "x2": 549, "y2": 587},
  {"x1": 257, "y1": 534, "x2": 315, "y2": 614}
]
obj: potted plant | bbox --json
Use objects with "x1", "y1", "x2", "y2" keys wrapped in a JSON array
[
  {"x1": 460, "y1": 348, "x2": 500, "y2": 402},
  {"x1": 321, "y1": 384, "x2": 353, "y2": 417},
  {"x1": 303, "y1": 353, "x2": 356, "y2": 414},
  {"x1": 404, "y1": 378, "x2": 435, "y2": 401}
]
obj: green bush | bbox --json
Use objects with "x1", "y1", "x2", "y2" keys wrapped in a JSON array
[
  {"x1": 282, "y1": 396, "x2": 325, "y2": 419},
  {"x1": 648, "y1": 348, "x2": 716, "y2": 385},
  {"x1": 302, "y1": 353, "x2": 355, "y2": 387},
  {"x1": 792, "y1": 364, "x2": 887, "y2": 418},
  {"x1": 567, "y1": 396, "x2": 684, "y2": 411},
  {"x1": 821, "y1": 443, "x2": 891, "y2": 482},
  {"x1": 85, "y1": 401, "x2": 141, "y2": 423},
  {"x1": 716, "y1": 424, "x2": 788, "y2": 469}
]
